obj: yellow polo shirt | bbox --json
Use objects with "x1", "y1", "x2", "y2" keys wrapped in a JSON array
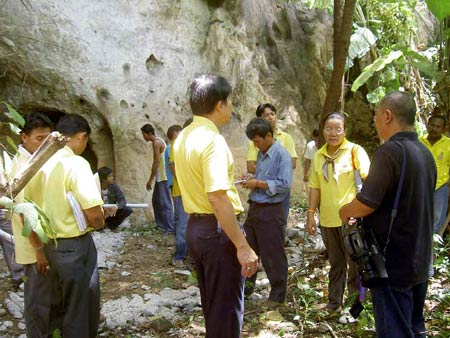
[
  {"x1": 36, "y1": 146, "x2": 103, "y2": 239},
  {"x1": 309, "y1": 138, "x2": 370, "y2": 227},
  {"x1": 419, "y1": 135, "x2": 450, "y2": 189},
  {"x1": 246, "y1": 129, "x2": 297, "y2": 161},
  {"x1": 10, "y1": 146, "x2": 44, "y2": 264},
  {"x1": 173, "y1": 115, "x2": 244, "y2": 214},
  {"x1": 169, "y1": 145, "x2": 181, "y2": 197}
]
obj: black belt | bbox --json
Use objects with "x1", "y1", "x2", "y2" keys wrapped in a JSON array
[
  {"x1": 190, "y1": 213, "x2": 242, "y2": 221},
  {"x1": 248, "y1": 200, "x2": 282, "y2": 207}
]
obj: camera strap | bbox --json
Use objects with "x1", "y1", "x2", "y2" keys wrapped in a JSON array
[{"x1": 383, "y1": 141, "x2": 407, "y2": 256}]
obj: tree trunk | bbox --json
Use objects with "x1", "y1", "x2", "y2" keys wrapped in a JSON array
[{"x1": 322, "y1": 0, "x2": 357, "y2": 116}]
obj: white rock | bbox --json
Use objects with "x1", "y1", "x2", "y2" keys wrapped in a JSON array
[{"x1": 121, "y1": 271, "x2": 131, "y2": 277}]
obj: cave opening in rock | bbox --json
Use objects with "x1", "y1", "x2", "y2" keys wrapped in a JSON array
[{"x1": 17, "y1": 103, "x2": 114, "y2": 173}]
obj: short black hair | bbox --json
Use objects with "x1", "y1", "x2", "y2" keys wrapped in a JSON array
[
  {"x1": 97, "y1": 166, "x2": 113, "y2": 181},
  {"x1": 183, "y1": 117, "x2": 193, "y2": 128},
  {"x1": 56, "y1": 114, "x2": 91, "y2": 136},
  {"x1": 21, "y1": 113, "x2": 54, "y2": 135},
  {"x1": 141, "y1": 124, "x2": 155, "y2": 135},
  {"x1": 255, "y1": 103, "x2": 276, "y2": 117},
  {"x1": 321, "y1": 111, "x2": 346, "y2": 129},
  {"x1": 246, "y1": 117, "x2": 273, "y2": 139},
  {"x1": 428, "y1": 115, "x2": 446, "y2": 125},
  {"x1": 167, "y1": 125, "x2": 182, "y2": 140},
  {"x1": 380, "y1": 91, "x2": 416, "y2": 126},
  {"x1": 190, "y1": 74, "x2": 232, "y2": 116}
]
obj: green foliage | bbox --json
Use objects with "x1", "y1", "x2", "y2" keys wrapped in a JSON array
[
  {"x1": 3, "y1": 101, "x2": 25, "y2": 128},
  {"x1": 351, "y1": 50, "x2": 404, "y2": 92},
  {"x1": 425, "y1": 0, "x2": 450, "y2": 21}
]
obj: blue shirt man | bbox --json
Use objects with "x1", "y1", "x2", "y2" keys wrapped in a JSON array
[{"x1": 242, "y1": 117, "x2": 292, "y2": 303}]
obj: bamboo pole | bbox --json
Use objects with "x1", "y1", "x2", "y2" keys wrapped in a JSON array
[{"x1": 0, "y1": 132, "x2": 68, "y2": 199}]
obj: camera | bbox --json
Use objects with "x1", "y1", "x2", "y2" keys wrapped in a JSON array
[{"x1": 344, "y1": 219, "x2": 388, "y2": 288}]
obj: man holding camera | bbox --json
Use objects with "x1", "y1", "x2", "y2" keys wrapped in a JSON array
[{"x1": 339, "y1": 91, "x2": 436, "y2": 338}]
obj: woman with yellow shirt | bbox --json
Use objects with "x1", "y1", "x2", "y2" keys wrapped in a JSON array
[{"x1": 306, "y1": 112, "x2": 370, "y2": 317}]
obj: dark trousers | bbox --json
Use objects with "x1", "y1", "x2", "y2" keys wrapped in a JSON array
[
  {"x1": 24, "y1": 264, "x2": 52, "y2": 338},
  {"x1": 105, "y1": 207, "x2": 133, "y2": 229},
  {"x1": 321, "y1": 226, "x2": 359, "y2": 310},
  {"x1": 244, "y1": 202, "x2": 287, "y2": 302},
  {"x1": 282, "y1": 191, "x2": 291, "y2": 223},
  {"x1": 44, "y1": 233, "x2": 100, "y2": 338},
  {"x1": 187, "y1": 214, "x2": 245, "y2": 338},
  {"x1": 152, "y1": 181, "x2": 174, "y2": 233},
  {"x1": 0, "y1": 212, "x2": 24, "y2": 282},
  {"x1": 371, "y1": 280, "x2": 428, "y2": 338}
]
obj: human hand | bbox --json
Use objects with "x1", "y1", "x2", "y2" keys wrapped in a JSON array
[
  {"x1": 236, "y1": 245, "x2": 258, "y2": 277},
  {"x1": 103, "y1": 205, "x2": 118, "y2": 218},
  {"x1": 146, "y1": 180, "x2": 152, "y2": 191},
  {"x1": 242, "y1": 178, "x2": 258, "y2": 190},
  {"x1": 306, "y1": 216, "x2": 317, "y2": 236},
  {"x1": 35, "y1": 249, "x2": 48, "y2": 275}
]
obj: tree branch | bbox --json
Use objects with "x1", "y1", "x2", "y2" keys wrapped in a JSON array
[{"x1": 0, "y1": 132, "x2": 67, "y2": 199}]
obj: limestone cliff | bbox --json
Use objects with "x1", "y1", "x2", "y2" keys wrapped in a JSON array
[{"x1": 0, "y1": 0, "x2": 332, "y2": 213}]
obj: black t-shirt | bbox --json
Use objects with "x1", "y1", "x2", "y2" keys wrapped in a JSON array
[{"x1": 357, "y1": 131, "x2": 436, "y2": 288}]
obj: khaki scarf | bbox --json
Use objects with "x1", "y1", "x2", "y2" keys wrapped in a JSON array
[{"x1": 322, "y1": 148, "x2": 344, "y2": 182}]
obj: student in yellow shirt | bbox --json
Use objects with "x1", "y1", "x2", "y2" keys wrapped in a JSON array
[
  {"x1": 38, "y1": 114, "x2": 104, "y2": 338},
  {"x1": 174, "y1": 74, "x2": 258, "y2": 338},
  {"x1": 8, "y1": 113, "x2": 53, "y2": 337},
  {"x1": 246, "y1": 103, "x2": 297, "y2": 220},
  {"x1": 307, "y1": 112, "x2": 370, "y2": 317},
  {"x1": 419, "y1": 115, "x2": 450, "y2": 234}
]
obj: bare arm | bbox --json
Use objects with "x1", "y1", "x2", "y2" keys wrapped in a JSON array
[
  {"x1": 303, "y1": 159, "x2": 311, "y2": 182},
  {"x1": 292, "y1": 157, "x2": 297, "y2": 170},
  {"x1": 246, "y1": 161, "x2": 256, "y2": 174},
  {"x1": 207, "y1": 190, "x2": 258, "y2": 277},
  {"x1": 147, "y1": 140, "x2": 164, "y2": 190},
  {"x1": 28, "y1": 231, "x2": 48, "y2": 275},
  {"x1": 306, "y1": 188, "x2": 320, "y2": 236},
  {"x1": 339, "y1": 198, "x2": 374, "y2": 225},
  {"x1": 84, "y1": 205, "x2": 104, "y2": 230}
]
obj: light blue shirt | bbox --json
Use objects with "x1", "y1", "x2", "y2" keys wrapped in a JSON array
[
  {"x1": 249, "y1": 140, "x2": 292, "y2": 204},
  {"x1": 164, "y1": 144, "x2": 173, "y2": 186}
]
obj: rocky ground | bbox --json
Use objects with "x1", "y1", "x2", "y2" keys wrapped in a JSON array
[{"x1": 1, "y1": 204, "x2": 449, "y2": 338}]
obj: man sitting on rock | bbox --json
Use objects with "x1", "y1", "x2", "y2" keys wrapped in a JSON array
[{"x1": 97, "y1": 166, "x2": 133, "y2": 231}]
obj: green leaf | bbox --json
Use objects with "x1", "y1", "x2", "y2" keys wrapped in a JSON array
[
  {"x1": 8, "y1": 122, "x2": 21, "y2": 135},
  {"x1": 348, "y1": 27, "x2": 378, "y2": 61},
  {"x1": 3, "y1": 102, "x2": 25, "y2": 127},
  {"x1": 367, "y1": 86, "x2": 386, "y2": 104},
  {"x1": 351, "y1": 50, "x2": 404, "y2": 92},
  {"x1": 6, "y1": 136, "x2": 17, "y2": 152},
  {"x1": 25, "y1": 197, "x2": 54, "y2": 241},
  {"x1": 13, "y1": 203, "x2": 39, "y2": 237},
  {"x1": 0, "y1": 196, "x2": 13, "y2": 209},
  {"x1": 425, "y1": 0, "x2": 450, "y2": 21},
  {"x1": 2, "y1": 151, "x2": 13, "y2": 177}
]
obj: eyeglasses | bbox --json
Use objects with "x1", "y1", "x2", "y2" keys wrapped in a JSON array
[{"x1": 323, "y1": 127, "x2": 344, "y2": 134}]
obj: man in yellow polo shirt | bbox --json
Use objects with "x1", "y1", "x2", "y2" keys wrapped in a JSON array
[
  {"x1": 8, "y1": 113, "x2": 53, "y2": 337},
  {"x1": 419, "y1": 115, "x2": 450, "y2": 234},
  {"x1": 36, "y1": 114, "x2": 104, "y2": 338},
  {"x1": 246, "y1": 103, "x2": 297, "y2": 220},
  {"x1": 174, "y1": 74, "x2": 258, "y2": 338}
]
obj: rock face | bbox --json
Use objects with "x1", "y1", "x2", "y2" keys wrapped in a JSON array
[{"x1": 0, "y1": 0, "x2": 332, "y2": 215}]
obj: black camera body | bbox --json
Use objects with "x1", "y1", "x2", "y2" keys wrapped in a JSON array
[{"x1": 344, "y1": 219, "x2": 388, "y2": 288}]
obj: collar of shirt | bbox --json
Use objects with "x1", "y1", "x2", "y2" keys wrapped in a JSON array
[
  {"x1": 420, "y1": 134, "x2": 449, "y2": 147},
  {"x1": 17, "y1": 144, "x2": 31, "y2": 159},
  {"x1": 192, "y1": 115, "x2": 219, "y2": 133},
  {"x1": 317, "y1": 137, "x2": 350, "y2": 158},
  {"x1": 388, "y1": 131, "x2": 418, "y2": 142},
  {"x1": 258, "y1": 139, "x2": 281, "y2": 160}
]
